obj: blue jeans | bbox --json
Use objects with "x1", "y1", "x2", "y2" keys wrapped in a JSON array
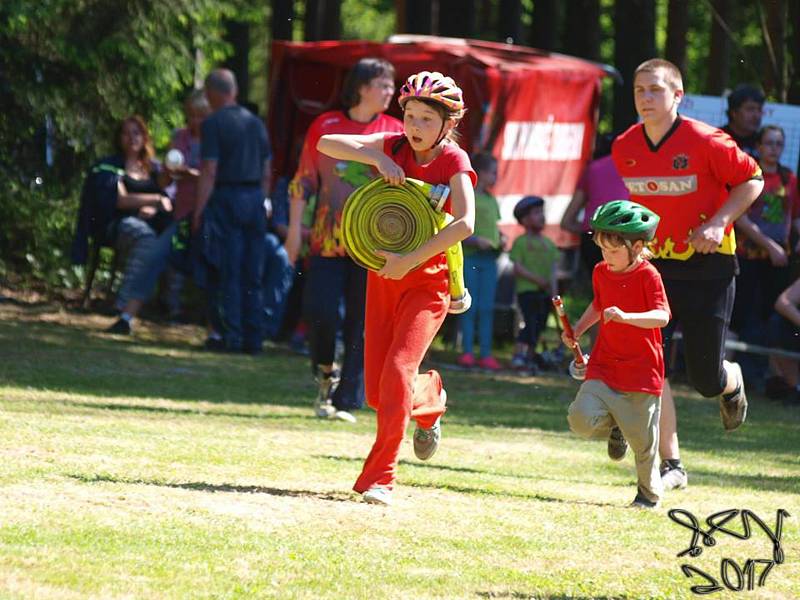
[
  {"x1": 303, "y1": 256, "x2": 366, "y2": 411},
  {"x1": 205, "y1": 185, "x2": 267, "y2": 352},
  {"x1": 262, "y1": 233, "x2": 295, "y2": 340},
  {"x1": 517, "y1": 290, "x2": 550, "y2": 350},
  {"x1": 115, "y1": 220, "x2": 177, "y2": 309},
  {"x1": 459, "y1": 251, "x2": 498, "y2": 358}
]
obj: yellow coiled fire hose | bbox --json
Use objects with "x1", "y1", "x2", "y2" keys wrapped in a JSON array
[{"x1": 341, "y1": 177, "x2": 471, "y2": 314}]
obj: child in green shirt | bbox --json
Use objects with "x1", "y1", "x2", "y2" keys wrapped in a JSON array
[{"x1": 509, "y1": 196, "x2": 560, "y2": 371}]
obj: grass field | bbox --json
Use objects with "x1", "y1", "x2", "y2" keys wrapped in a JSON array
[{"x1": 1, "y1": 296, "x2": 798, "y2": 599}]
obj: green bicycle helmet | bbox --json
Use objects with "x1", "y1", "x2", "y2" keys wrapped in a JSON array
[{"x1": 590, "y1": 200, "x2": 660, "y2": 241}]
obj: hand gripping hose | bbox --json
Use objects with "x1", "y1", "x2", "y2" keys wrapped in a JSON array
[{"x1": 341, "y1": 177, "x2": 471, "y2": 314}]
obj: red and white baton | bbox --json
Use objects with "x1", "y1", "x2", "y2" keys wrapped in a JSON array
[{"x1": 552, "y1": 295, "x2": 589, "y2": 380}]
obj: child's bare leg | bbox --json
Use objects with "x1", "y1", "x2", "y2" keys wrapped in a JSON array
[{"x1": 658, "y1": 379, "x2": 680, "y2": 461}]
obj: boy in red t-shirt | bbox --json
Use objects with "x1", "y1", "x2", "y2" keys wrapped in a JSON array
[{"x1": 562, "y1": 201, "x2": 670, "y2": 509}]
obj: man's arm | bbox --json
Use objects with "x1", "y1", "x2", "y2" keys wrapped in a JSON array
[
  {"x1": 688, "y1": 178, "x2": 763, "y2": 253},
  {"x1": 192, "y1": 159, "x2": 217, "y2": 232}
]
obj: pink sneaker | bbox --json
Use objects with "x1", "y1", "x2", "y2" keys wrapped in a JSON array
[
  {"x1": 457, "y1": 353, "x2": 476, "y2": 367},
  {"x1": 478, "y1": 356, "x2": 503, "y2": 371}
]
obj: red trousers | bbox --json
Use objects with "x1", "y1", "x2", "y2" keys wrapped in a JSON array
[{"x1": 353, "y1": 257, "x2": 449, "y2": 492}]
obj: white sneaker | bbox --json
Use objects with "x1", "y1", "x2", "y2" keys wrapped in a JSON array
[
  {"x1": 314, "y1": 398, "x2": 336, "y2": 418},
  {"x1": 363, "y1": 486, "x2": 392, "y2": 505},
  {"x1": 720, "y1": 360, "x2": 747, "y2": 431},
  {"x1": 333, "y1": 410, "x2": 357, "y2": 423},
  {"x1": 660, "y1": 461, "x2": 688, "y2": 491}
]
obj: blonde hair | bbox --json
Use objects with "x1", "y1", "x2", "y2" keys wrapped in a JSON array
[
  {"x1": 634, "y1": 58, "x2": 683, "y2": 92},
  {"x1": 594, "y1": 231, "x2": 654, "y2": 260}
]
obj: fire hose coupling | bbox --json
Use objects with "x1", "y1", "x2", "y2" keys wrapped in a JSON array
[{"x1": 341, "y1": 177, "x2": 470, "y2": 314}]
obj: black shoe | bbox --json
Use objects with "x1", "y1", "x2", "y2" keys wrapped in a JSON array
[
  {"x1": 607, "y1": 426, "x2": 628, "y2": 461},
  {"x1": 106, "y1": 318, "x2": 131, "y2": 335},
  {"x1": 203, "y1": 337, "x2": 227, "y2": 352},
  {"x1": 630, "y1": 488, "x2": 659, "y2": 509}
]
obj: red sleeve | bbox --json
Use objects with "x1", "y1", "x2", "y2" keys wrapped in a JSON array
[
  {"x1": 643, "y1": 267, "x2": 671, "y2": 319},
  {"x1": 706, "y1": 129, "x2": 762, "y2": 188},
  {"x1": 289, "y1": 115, "x2": 324, "y2": 202},
  {"x1": 447, "y1": 146, "x2": 478, "y2": 187},
  {"x1": 610, "y1": 137, "x2": 625, "y2": 174}
]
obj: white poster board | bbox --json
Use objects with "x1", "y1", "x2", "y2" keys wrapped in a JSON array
[{"x1": 680, "y1": 94, "x2": 800, "y2": 174}]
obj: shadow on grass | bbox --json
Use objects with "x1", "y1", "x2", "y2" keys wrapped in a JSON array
[
  {"x1": 316, "y1": 455, "x2": 625, "y2": 489},
  {"x1": 66, "y1": 472, "x2": 354, "y2": 503},
  {"x1": 406, "y1": 480, "x2": 617, "y2": 508},
  {"x1": 15, "y1": 398, "x2": 305, "y2": 422}
]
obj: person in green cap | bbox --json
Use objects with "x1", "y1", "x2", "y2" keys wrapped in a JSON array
[{"x1": 560, "y1": 200, "x2": 671, "y2": 509}]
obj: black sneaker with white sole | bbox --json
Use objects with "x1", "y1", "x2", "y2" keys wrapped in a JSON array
[{"x1": 720, "y1": 360, "x2": 747, "y2": 431}]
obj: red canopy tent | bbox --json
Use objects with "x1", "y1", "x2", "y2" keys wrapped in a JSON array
[{"x1": 267, "y1": 36, "x2": 614, "y2": 246}]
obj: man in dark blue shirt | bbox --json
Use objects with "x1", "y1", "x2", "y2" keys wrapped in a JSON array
[{"x1": 195, "y1": 68, "x2": 272, "y2": 353}]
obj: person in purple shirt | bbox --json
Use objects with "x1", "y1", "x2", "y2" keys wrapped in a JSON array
[{"x1": 561, "y1": 133, "x2": 630, "y2": 272}]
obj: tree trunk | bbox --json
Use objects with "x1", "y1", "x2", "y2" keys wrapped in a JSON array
[
  {"x1": 563, "y1": 0, "x2": 601, "y2": 61},
  {"x1": 530, "y1": 0, "x2": 560, "y2": 51},
  {"x1": 397, "y1": 0, "x2": 435, "y2": 34},
  {"x1": 762, "y1": 0, "x2": 788, "y2": 101},
  {"x1": 665, "y1": 0, "x2": 689, "y2": 74},
  {"x1": 439, "y1": 0, "x2": 476, "y2": 38},
  {"x1": 613, "y1": 0, "x2": 656, "y2": 131},
  {"x1": 789, "y1": 0, "x2": 800, "y2": 104},
  {"x1": 477, "y1": 0, "x2": 495, "y2": 40},
  {"x1": 705, "y1": 0, "x2": 731, "y2": 95},
  {"x1": 271, "y1": 0, "x2": 294, "y2": 41},
  {"x1": 322, "y1": 0, "x2": 341, "y2": 40},
  {"x1": 223, "y1": 20, "x2": 250, "y2": 101},
  {"x1": 304, "y1": 0, "x2": 341, "y2": 40},
  {"x1": 498, "y1": 0, "x2": 523, "y2": 45}
]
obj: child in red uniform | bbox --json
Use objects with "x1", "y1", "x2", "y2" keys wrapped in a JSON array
[
  {"x1": 317, "y1": 71, "x2": 477, "y2": 505},
  {"x1": 562, "y1": 200, "x2": 670, "y2": 509},
  {"x1": 611, "y1": 59, "x2": 763, "y2": 492}
]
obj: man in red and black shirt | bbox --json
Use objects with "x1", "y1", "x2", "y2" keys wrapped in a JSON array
[{"x1": 612, "y1": 59, "x2": 763, "y2": 492}]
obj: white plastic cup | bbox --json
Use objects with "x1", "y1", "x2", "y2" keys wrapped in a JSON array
[{"x1": 165, "y1": 148, "x2": 185, "y2": 170}]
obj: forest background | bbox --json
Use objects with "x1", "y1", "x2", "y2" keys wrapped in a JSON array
[{"x1": 1, "y1": 0, "x2": 798, "y2": 287}]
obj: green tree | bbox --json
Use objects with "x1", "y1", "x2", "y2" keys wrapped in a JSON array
[{"x1": 0, "y1": 0, "x2": 240, "y2": 282}]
